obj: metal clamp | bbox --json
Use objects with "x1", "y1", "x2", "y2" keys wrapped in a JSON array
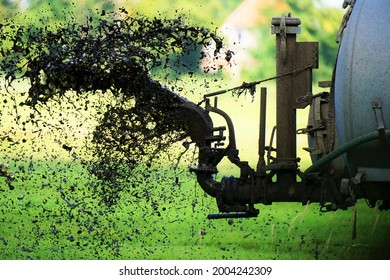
[
  {"x1": 271, "y1": 13, "x2": 301, "y2": 63},
  {"x1": 372, "y1": 99, "x2": 386, "y2": 141}
]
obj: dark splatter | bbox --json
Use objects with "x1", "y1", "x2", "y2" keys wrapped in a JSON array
[{"x1": 0, "y1": 9, "x2": 227, "y2": 205}]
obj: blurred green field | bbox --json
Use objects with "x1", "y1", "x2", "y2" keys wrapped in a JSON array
[
  {"x1": 1, "y1": 78, "x2": 390, "y2": 260},
  {"x1": 1, "y1": 153, "x2": 390, "y2": 260}
]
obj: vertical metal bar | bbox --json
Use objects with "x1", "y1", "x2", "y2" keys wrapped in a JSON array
[
  {"x1": 273, "y1": 18, "x2": 299, "y2": 161},
  {"x1": 271, "y1": 15, "x2": 301, "y2": 187},
  {"x1": 257, "y1": 87, "x2": 267, "y2": 175}
]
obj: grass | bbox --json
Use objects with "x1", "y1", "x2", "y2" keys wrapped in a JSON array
[
  {"x1": 1, "y1": 80, "x2": 390, "y2": 260},
  {"x1": 1, "y1": 154, "x2": 390, "y2": 260}
]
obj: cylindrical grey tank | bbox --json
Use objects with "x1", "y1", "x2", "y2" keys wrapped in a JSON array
[{"x1": 334, "y1": 0, "x2": 390, "y2": 180}]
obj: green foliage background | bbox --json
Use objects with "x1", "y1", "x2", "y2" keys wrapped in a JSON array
[
  {"x1": 1, "y1": 0, "x2": 343, "y2": 81},
  {"x1": 3, "y1": 1, "x2": 388, "y2": 261}
]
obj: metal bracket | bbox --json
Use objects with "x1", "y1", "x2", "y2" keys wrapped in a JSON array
[
  {"x1": 352, "y1": 172, "x2": 365, "y2": 185},
  {"x1": 271, "y1": 13, "x2": 301, "y2": 64},
  {"x1": 300, "y1": 94, "x2": 330, "y2": 155},
  {"x1": 372, "y1": 99, "x2": 386, "y2": 141},
  {"x1": 271, "y1": 14, "x2": 301, "y2": 35}
]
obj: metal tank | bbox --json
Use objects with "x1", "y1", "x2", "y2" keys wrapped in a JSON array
[{"x1": 334, "y1": 0, "x2": 390, "y2": 181}]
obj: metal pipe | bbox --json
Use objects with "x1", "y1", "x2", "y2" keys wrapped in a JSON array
[
  {"x1": 205, "y1": 100, "x2": 236, "y2": 150},
  {"x1": 304, "y1": 130, "x2": 390, "y2": 174},
  {"x1": 196, "y1": 173, "x2": 218, "y2": 197},
  {"x1": 205, "y1": 99, "x2": 241, "y2": 166}
]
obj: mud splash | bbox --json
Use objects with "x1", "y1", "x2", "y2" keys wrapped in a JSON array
[{"x1": 0, "y1": 9, "x2": 227, "y2": 206}]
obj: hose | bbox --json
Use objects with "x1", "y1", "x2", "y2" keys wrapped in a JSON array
[{"x1": 304, "y1": 130, "x2": 390, "y2": 175}]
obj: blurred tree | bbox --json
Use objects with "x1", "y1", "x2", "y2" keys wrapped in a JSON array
[
  {"x1": 0, "y1": 0, "x2": 116, "y2": 25},
  {"x1": 120, "y1": 0, "x2": 242, "y2": 27},
  {"x1": 229, "y1": 0, "x2": 342, "y2": 80},
  {"x1": 0, "y1": 0, "x2": 343, "y2": 83},
  {"x1": 285, "y1": 0, "x2": 343, "y2": 81},
  {"x1": 1, "y1": 0, "x2": 17, "y2": 17}
]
